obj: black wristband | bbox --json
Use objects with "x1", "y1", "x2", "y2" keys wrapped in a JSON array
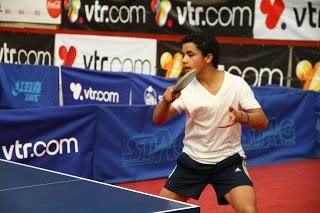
[{"x1": 244, "y1": 111, "x2": 249, "y2": 124}]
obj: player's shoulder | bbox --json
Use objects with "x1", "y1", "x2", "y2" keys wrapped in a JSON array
[{"x1": 225, "y1": 71, "x2": 248, "y2": 87}]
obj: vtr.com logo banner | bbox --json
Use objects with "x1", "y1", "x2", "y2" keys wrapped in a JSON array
[
  {"x1": 0, "y1": 31, "x2": 54, "y2": 65},
  {"x1": 55, "y1": 33, "x2": 157, "y2": 75},
  {"x1": 61, "y1": 66, "x2": 131, "y2": 105},
  {"x1": 61, "y1": 0, "x2": 254, "y2": 38},
  {"x1": 254, "y1": 0, "x2": 320, "y2": 41}
]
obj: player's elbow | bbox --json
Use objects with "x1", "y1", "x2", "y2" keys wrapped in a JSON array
[
  {"x1": 259, "y1": 117, "x2": 269, "y2": 130},
  {"x1": 152, "y1": 118, "x2": 166, "y2": 126},
  {"x1": 153, "y1": 120, "x2": 162, "y2": 126},
  {"x1": 152, "y1": 114, "x2": 165, "y2": 126}
]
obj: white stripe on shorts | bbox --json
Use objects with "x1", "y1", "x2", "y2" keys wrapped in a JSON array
[{"x1": 168, "y1": 165, "x2": 177, "y2": 178}]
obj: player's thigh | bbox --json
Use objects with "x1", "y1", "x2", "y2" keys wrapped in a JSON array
[
  {"x1": 225, "y1": 185, "x2": 258, "y2": 213},
  {"x1": 159, "y1": 187, "x2": 189, "y2": 202}
]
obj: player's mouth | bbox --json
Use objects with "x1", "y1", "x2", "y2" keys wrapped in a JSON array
[{"x1": 183, "y1": 67, "x2": 192, "y2": 72}]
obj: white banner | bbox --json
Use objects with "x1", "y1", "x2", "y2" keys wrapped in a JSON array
[
  {"x1": 254, "y1": 0, "x2": 320, "y2": 41},
  {"x1": 54, "y1": 34, "x2": 157, "y2": 75},
  {"x1": 0, "y1": 0, "x2": 61, "y2": 24}
]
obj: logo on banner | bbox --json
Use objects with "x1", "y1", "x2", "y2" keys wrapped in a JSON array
[
  {"x1": 151, "y1": 0, "x2": 172, "y2": 27},
  {"x1": 175, "y1": 1, "x2": 253, "y2": 28},
  {"x1": 57, "y1": 43, "x2": 153, "y2": 74},
  {"x1": 0, "y1": 42, "x2": 52, "y2": 65},
  {"x1": 69, "y1": 82, "x2": 120, "y2": 103},
  {"x1": 1, "y1": 137, "x2": 79, "y2": 160},
  {"x1": 12, "y1": 81, "x2": 42, "y2": 102},
  {"x1": 64, "y1": 0, "x2": 82, "y2": 23},
  {"x1": 160, "y1": 52, "x2": 183, "y2": 78},
  {"x1": 143, "y1": 86, "x2": 163, "y2": 105},
  {"x1": 46, "y1": 0, "x2": 62, "y2": 18},
  {"x1": 220, "y1": 64, "x2": 284, "y2": 87},
  {"x1": 74, "y1": 0, "x2": 146, "y2": 24},
  {"x1": 296, "y1": 60, "x2": 320, "y2": 92},
  {"x1": 59, "y1": 45, "x2": 77, "y2": 66},
  {"x1": 260, "y1": 0, "x2": 285, "y2": 29},
  {"x1": 144, "y1": 86, "x2": 157, "y2": 105},
  {"x1": 242, "y1": 118, "x2": 295, "y2": 150}
]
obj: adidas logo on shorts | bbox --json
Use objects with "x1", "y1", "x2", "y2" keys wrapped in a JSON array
[{"x1": 235, "y1": 167, "x2": 242, "y2": 172}]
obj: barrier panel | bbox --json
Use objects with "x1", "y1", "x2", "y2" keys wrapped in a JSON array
[
  {"x1": 61, "y1": 66, "x2": 131, "y2": 105},
  {"x1": 0, "y1": 87, "x2": 319, "y2": 183},
  {"x1": 0, "y1": 63, "x2": 59, "y2": 108}
]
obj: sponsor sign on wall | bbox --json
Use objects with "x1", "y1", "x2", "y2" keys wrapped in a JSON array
[
  {"x1": 293, "y1": 46, "x2": 320, "y2": 91},
  {"x1": 55, "y1": 33, "x2": 157, "y2": 75},
  {"x1": 157, "y1": 40, "x2": 290, "y2": 87},
  {"x1": 219, "y1": 44, "x2": 289, "y2": 87},
  {"x1": 0, "y1": 31, "x2": 54, "y2": 65},
  {"x1": 0, "y1": 0, "x2": 61, "y2": 24},
  {"x1": 157, "y1": 40, "x2": 183, "y2": 78},
  {"x1": 61, "y1": 66, "x2": 131, "y2": 105},
  {"x1": 254, "y1": 0, "x2": 320, "y2": 41},
  {"x1": 61, "y1": 0, "x2": 254, "y2": 37}
]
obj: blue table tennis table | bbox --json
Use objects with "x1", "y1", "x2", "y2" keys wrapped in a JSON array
[{"x1": 0, "y1": 159, "x2": 199, "y2": 213}]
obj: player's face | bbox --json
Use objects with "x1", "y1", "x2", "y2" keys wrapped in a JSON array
[{"x1": 181, "y1": 42, "x2": 210, "y2": 73}]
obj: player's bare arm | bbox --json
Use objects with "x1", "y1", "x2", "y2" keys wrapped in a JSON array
[
  {"x1": 218, "y1": 106, "x2": 268, "y2": 129},
  {"x1": 153, "y1": 86, "x2": 179, "y2": 126}
]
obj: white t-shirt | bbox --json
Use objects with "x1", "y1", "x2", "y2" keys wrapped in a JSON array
[{"x1": 171, "y1": 71, "x2": 261, "y2": 164}]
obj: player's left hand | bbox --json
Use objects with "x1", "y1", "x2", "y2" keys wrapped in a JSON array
[{"x1": 218, "y1": 106, "x2": 241, "y2": 128}]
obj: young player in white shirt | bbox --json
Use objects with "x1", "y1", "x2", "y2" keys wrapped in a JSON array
[{"x1": 153, "y1": 32, "x2": 269, "y2": 213}]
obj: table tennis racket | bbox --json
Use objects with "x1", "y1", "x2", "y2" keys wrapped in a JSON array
[{"x1": 172, "y1": 69, "x2": 197, "y2": 94}]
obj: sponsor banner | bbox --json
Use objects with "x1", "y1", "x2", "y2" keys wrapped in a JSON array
[
  {"x1": 157, "y1": 40, "x2": 183, "y2": 77},
  {"x1": 61, "y1": 66, "x2": 130, "y2": 105},
  {"x1": 61, "y1": 0, "x2": 254, "y2": 37},
  {"x1": 292, "y1": 46, "x2": 320, "y2": 91},
  {"x1": 0, "y1": 105, "x2": 97, "y2": 178},
  {"x1": 219, "y1": 44, "x2": 289, "y2": 87},
  {"x1": 131, "y1": 74, "x2": 177, "y2": 105},
  {"x1": 157, "y1": 41, "x2": 290, "y2": 87},
  {"x1": 0, "y1": 31, "x2": 54, "y2": 65},
  {"x1": 55, "y1": 33, "x2": 157, "y2": 75},
  {"x1": 0, "y1": 0, "x2": 61, "y2": 24},
  {"x1": 0, "y1": 63, "x2": 59, "y2": 108},
  {"x1": 254, "y1": 0, "x2": 320, "y2": 41}
]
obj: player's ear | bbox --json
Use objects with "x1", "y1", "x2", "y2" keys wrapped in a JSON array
[{"x1": 205, "y1": 53, "x2": 213, "y2": 64}]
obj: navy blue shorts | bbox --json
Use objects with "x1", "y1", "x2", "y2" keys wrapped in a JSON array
[{"x1": 164, "y1": 152, "x2": 253, "y2": 205}]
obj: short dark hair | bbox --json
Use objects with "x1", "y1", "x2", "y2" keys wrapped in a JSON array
[{"x1": 182, "y1": 32, "x2": 220, "y2": 68}]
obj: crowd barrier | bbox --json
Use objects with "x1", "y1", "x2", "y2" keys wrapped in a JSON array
[
  {"x1": 0, "y1": 63, "x2": 319, "y2": 183},
  {"x1": 0, "y1": 63, "x2": 177, "y2": 108},
  {"x1": 0, "y1": 63, "x2": 59, "y2": 108},
  {"x1": 0, "y1": 86, "x2": 319, "y2": 183}
]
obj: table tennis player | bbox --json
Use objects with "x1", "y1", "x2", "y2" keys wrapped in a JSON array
[{"x1": 152, "y1": 32, "x2": 269, "y2": 213}]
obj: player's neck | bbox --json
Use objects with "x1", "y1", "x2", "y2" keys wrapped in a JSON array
[{"x1": 197, "y1": 67, "x2": 222, "y2": 85}]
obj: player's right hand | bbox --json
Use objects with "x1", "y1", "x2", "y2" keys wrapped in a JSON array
[{"x1": 163, "y1": 86, "x2": 180, "y2": 104}]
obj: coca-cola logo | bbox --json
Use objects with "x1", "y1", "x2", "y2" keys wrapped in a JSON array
[{"x1": 46, "y1": 0, "x2": 61, "y2": 18}]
